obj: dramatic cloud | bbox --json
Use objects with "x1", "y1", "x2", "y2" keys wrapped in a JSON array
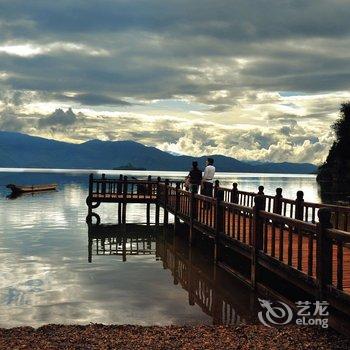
[
  {"x1": 38, "y1": 108, "x2": 78, "y2": 127},
  {"x1": 0, "y1": 108, "x2": 26, "y2": 131},
  {"x1": 1, "y1": 1, "x2": 350, "y2": 164}
]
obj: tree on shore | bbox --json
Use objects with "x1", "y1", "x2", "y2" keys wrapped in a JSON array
[{"x1": 317, "y1": 102, "x2": 350, "y2": 183}]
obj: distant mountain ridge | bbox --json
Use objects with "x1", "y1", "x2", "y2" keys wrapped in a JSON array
[{"x1": 0, "y1": 131, "x2": 317, "y2": 174}]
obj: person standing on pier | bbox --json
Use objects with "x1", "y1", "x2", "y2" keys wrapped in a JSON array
[
  {"x1": 202, "y1": 158, "x2": 215, "y2": 197},
  {"x1": 186, "y1": 161, "x2": 202, "y2": 193}
]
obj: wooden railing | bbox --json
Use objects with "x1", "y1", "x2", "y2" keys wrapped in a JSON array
[
  {"x1": 86, "y1": 174, "x2": 350, "y2": 316},
  {"x1": 87, "y1": 173, "x2": 158, "y2": 202},
  {"x1": 157, "y1": 182, "x2": 350, "y2": 317},
  {"x1": 162, "y1": 178, "x2": 350, "y2": 231}
]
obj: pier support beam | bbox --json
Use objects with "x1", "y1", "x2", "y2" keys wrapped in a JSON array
[
  {"x1": 146, "y1": 204, "x2": 150, "y2": 226},
  {"x1": 295, "y1": 190, "x2": 304, "y2": 220},
  {"x1": 122, "y1": 175, "x2": 128, "y2": 224},
  {"x1": 155, "y1": 177, "x2": 161, "y2": 226},
  {"x1": 231, "y1": 182, "x2": 239, "y2": 204},
  {"x1": 214, "y1": 189, "x2": 224, "y2": 263},
  {"x1": 174, "y1": 182, "x2": 180, "y2": 233},
  {"x1": 273, "y1": 188, "x2": 283, "y2": 214},
  {"x1": 317, "y1": 208, "x2": 333, "y2": 299},
  {"x1": 189, "y1": 191, "x2": 196, "y2": 246},
  {"x1": 117, "y1": 174, "x2": 123, "y2": 224},
  {"x1": 163, "y1": 179, "x2": 169, "y2": 225},
  {"x1": 251, "y1": 194, "x2": 265, "y2": 289},
  {"x1": 146, "y1": 175, "x2": 151, "y2": 225}
]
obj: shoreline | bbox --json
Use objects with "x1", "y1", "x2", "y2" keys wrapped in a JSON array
[{"x1": 1, "y1": 324, "x2": 349, "y2": 350}]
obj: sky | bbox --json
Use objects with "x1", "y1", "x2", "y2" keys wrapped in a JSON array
[{"x1": 1, "y1": 1, "x2": 350, "y2": 165}]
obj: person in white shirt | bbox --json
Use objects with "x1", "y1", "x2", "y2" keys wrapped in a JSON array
[{"x1": 201, "y1": 158, "x2": 215, "y2": 197}]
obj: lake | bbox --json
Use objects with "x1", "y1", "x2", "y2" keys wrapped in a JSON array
[{"x1": 0, "y1": 168, "x2": 320, "y2": 328}]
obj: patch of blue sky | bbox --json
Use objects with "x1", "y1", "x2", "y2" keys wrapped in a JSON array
[
  {"x1": 279, "y1": 91, "x2": 307, "y2": 97},
  {"x1": 134, "y1": 99, "x2": 208, "y2": 112}
]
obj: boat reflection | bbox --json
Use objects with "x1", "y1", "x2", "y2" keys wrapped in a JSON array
[{"x1": 87, "y1": 223, "x2": 259, "y2": 325}]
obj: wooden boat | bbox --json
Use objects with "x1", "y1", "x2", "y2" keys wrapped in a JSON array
[{"x1": 6, "y1": 183, "x2": 58, "y2": 195}]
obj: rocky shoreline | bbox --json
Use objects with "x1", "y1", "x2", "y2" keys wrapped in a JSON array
[{"x1": 1, "y1": 324, "x2": 349, "y2": 350}]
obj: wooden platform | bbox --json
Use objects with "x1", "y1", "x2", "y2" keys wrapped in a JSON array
[{"x1": 86, "y1": 175, "x2": 350, "y2": 319}]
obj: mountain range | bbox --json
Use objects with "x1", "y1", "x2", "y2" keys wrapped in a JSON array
[{"x1": 0, "y1": 131, "x2": 317, "y2": 174}]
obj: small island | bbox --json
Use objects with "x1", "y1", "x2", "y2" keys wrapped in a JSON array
[{"x1": 113, "y1": 162, "x2": 146, "y2": 171}]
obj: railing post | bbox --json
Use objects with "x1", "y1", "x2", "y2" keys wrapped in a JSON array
[
  {"x1": 189, "y1": 191, "x2": 196, "y2": 246},
  {"x1": 101, "y1": 173, "x2": 106, "y2": 195},
  {"x1": 295, "y1": 190, "x2": 304, "y2": 220},
  {"x1": 146, "y1": 175, "x2": 151, "y2": 225},
  {"x1": 117, "y1": 174, "x2": 123, "y2": 224},
  {"x1": 117, "y1": 174, "x2": 123, "y2": 193},
  {"x1": 174, "y1": 182, "x2": 180, "y2": 232},
  {"x1": 164, "y1": 179, "x2": 169, "y2": 225},
  {"x1": 214, "y1": 189, "x2": 224, "y2": 263},
  {"x1": 147, "y1": 175, "x2": 152, "y2": 195},
  {"x1": 251, "y1": 194, "x2": 265, "y2": 289},
  {"x1": 231, "y1": 182, "x2": 239, "y2": 204},
  {"x1": 155, "y1": 177, "x2": 161, "y2": 226},
  {"x1": 273, "y1": 188, "x2": 283, "y2": 214},
  {"x1": 122, "y1": 175, "x2": 128, "y2": 224},
  {"x1": 214, "y1": 180, "x2": 220, "y2": 198},
  {"x1": 257, "y1": 185, "x2": 265, "y2": 208},
  {"x1": 86, "y1": 173, "x2": 94, "y2": 222},
  {"x1": 316, "y1": 208, "x2": 333, "y2": 298}
]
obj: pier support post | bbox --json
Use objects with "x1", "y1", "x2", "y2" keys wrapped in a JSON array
[
  {"x1": 146, "y1": 175, "x2": 151, "y2": 226},
  {"x1": 214, "y1": 180, "x2": 220, "y2": 198},
  {"x1": 295, "y1": 190, "x2": 304, "y2": 221},
  {"x1": 273, "y1": 188, "x2": 283, "y2": 214},
  {"x1": 251, "y1": 194, "x2": 265, "y2": 289},
  {"x1": 174, "y1": 182, "x2": 180, "y2": 233},
  {"x1": 86, "y1": 173, "x2": 94, "y2": 223},
  {"x1": 122, "y1": 176, "x2": 128, "y2": 224},
  {"x1": 101, "y1": 173, "x2": 106, "y2": 195},
  {"x1": 164, "y1": 179, "x2": 169, "y2": 225},
  {"x1": 88, "y1": 227, "x2": 93, "y2": 263},
  {"x1": 155, "y1": 177, "x2": 161, "y2": 226},
  {"x1": 257, "y1": 185, "x2": 266, "y2": 208},
  {"x1": 316, "y1": 208, "x2": 333, "y2": 299},
  {"x1": 118, "y1": 174, "x2": 123, "y2": 224},
  {"x1": 189, "y1": 191, "x2": 196, "y2": 246},
  {"x1": 214, "y1": 189, "x2": 224, "y2": 263},
  {"x1": 188, "y1": 249, "x2": 195, "y2": 306},
  {"x1": 231, "y1": 182, "x2": 239, "y2": 204}
]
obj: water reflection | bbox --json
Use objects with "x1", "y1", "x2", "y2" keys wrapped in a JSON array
[
  {"x1": 88, "y1": 223, "x2": 259, "y2": 325},
  {"x1": 88, "y1": 224, "x2": 159, "y2": 262},
  {"x1": 0, "y1": 170, "x2": 320, "y2": 328}
]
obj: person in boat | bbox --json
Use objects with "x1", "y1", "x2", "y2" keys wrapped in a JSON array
[
  {"x1": 201, "y1": 158, "x2": 215, "y2": 197},
  {"x1": 185, "y1": 161, "x2": 202, "y2": 193}
]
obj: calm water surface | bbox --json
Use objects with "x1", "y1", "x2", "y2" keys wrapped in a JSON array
[{"x1": 0, "y1": 169, "x2": 320, "y2": 327}]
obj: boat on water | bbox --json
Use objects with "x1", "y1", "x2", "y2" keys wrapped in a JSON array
[{"x1": 6, "y1": 183, "x2": 58, "y2": 195}]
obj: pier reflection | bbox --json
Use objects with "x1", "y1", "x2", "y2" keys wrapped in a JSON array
[
  {"x1": 88, "y1": 223, "x2": 161, "y2": 262},
  {"x1": 87, "y1": 223, "x2": 259, "y2": 325}
]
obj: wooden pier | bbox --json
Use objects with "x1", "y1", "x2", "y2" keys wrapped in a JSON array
[{"x1": 86, "y1": 174, "x2": 350, "y2": 326}]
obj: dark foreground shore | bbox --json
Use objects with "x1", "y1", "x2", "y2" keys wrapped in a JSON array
[{"x1": 0, "y1": 324, "x2": 349, "y2": 350}]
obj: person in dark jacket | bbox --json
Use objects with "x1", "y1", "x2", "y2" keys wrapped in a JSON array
[{"x1": 186, "y1": 161, "x2": 202, "y2": 193}]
